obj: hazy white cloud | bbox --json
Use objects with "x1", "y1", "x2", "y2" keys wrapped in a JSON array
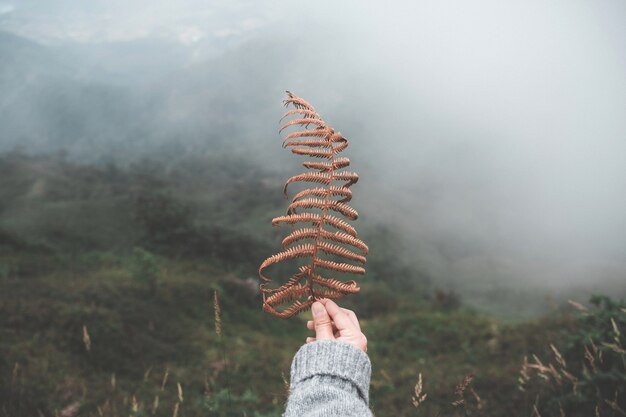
[
  {"x1": 178, "y1": 26, "x2": 205, "y2": 45},
  {"x1": 0, "y1": 0, "x2": 624, "y2": 296},
  {"x1": 214, "y1": 28, "x2": 239, "y2": 38},
  {"x1": 239, "y1": 17, "x2": 263, "y2": 31},
  {"x1": 0, "y1": 0, "x2": 279, "y2": 44},
  {"x1": 0, "y1": 3, "x2": 14, "y2": 15}
]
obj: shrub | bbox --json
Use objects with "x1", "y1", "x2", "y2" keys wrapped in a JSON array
[
  {"x1": 128, "y1": 247, "x2": 160, "y2": 295},
  {"x1": 519, "y1": 295, "x2": 626, "y2": 416}
]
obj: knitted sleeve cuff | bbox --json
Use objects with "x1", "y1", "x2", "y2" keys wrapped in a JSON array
[{"x1": 290, "y1": 340, "x2": 372, "y2": 404}]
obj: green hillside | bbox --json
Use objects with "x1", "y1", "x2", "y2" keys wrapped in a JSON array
[{"x1": 0, "y1": 153, "x2": 624, "y2": 416}]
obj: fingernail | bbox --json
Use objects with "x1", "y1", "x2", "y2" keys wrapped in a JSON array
[{"x1": 312, "y1": 302, "x2": 324, "y2": 317}]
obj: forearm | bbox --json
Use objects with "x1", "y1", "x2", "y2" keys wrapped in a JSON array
[{"x1": 284, "y1": 340, "x2": 373, "y2": 417}]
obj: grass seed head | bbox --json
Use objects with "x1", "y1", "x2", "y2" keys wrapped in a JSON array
[
  {"x1": 411, "y1": 373, "x2": 427, "y2": 408},
  {"x1": 610, "y1": 317, "x2": 621, "y2": 339},
  {"x1": 214, "y1": 290, "x2": 222, "y2": 337},
  {"x1": 152, "y1": 395, "x2": 159, "y2": 415},
  {"x1": 452, "y1": 374, "x2": 474, "y2": 406},
  {"x1": 567, "y1": 299, "x2": 588, "y2": 312},
  {"x1": 161, "y1": 368, "x2": 169, "y2": 391},
  {"x1": 11, "y1": 362, "x2": 20, "y2": 385},
  {"x1": 550, "y1": 343, "x2": 567, "y2": 369},
  {"x1": 177, "y1": 382, "x2": 184, "y2": 403},
  {"x1": 82, "y1": 325, "x2": 91, "y2": 352}
]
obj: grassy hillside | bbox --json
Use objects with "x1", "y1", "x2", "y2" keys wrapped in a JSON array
[{"x1": 0, "y1": 153, "x2": 624, "y2": 416}]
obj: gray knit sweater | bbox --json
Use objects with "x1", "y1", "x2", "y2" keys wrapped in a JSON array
[{"x1": 284, "y1": 340, "x2": 373, "y2": 416}]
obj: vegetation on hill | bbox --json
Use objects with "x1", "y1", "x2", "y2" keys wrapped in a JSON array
[{"x1": 0, "y1": 152, "x2": 624, "y2": 416}]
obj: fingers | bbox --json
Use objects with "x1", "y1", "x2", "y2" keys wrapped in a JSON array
[
  {"x1": 307, "y1": 300, "x2": 366, "y2": 352},
  {"x1": 312, "y1": 301, "x2": 335, "y2": 340},
  {"x1": 319, "y1": 299, "x2": 354, "y2": 331},
  {"x1": 341, "y1": 308, "x2": 361, "y2": 331},
  {"x1": 307, "y1": 320, "x2": 338, "y2": 332},
  {"x1": 308, "y1": 311, "x2": 360, "y2": 331}
]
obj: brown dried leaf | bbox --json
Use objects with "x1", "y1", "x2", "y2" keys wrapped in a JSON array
[{"x1": 259, "y1": 92, "x2": 367, "y2": 318}]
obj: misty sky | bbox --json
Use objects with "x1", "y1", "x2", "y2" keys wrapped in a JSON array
[
  {"x1": 1, "y1": 0, "x2": 625, "y2": 293},
  {"x1": 0, "y1": 0, "x2": 278, "y2": 45}
]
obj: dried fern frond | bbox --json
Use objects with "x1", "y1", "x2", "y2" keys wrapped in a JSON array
[{"x1": 259, "y1": 91, "x2": 368, "y2": 318}]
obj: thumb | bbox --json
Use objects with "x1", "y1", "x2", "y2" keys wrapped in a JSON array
[{"x1": 312, "y1": 301, "x2": 334, "y2": 340}]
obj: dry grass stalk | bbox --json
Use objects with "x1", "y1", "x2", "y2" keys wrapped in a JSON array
[
  {"x1": 527, "y1": 363, "x2": 550, "y2": 382},
  {"x1": 11, "y1": 362, "x2": 20, "y2": 385},
  {"x1": 172, "y1": 402, "x2": 179, "y2": 417},
  {"x1": 550, "y1": 343, "x2": 567, "y2": 369},
  {"x1": 602, "y1": 342, "x2": 626, "y2": 355},
  {"x1": 559, "y1": 403, "x2": 566, "y2": 417},
  {"x1": 589, "y1": 337, "x2": 603, "y2": 363},
  {"x1": 214, "y1": 290, "x2": 222, "y2": 338},
  {"x1": 380, "y1": 369, "x2": 393, "y2": 384},
  {"x1": 519, "y1": 356, "x2": 531, "y2": 390},
  {"x1": 281, "y1": 372, "x2": 290, "y2": 397},
  {"x1": 452, "y1": 374, "x2": 474, "y2": 407},
  {"x1": 110, "y1": 373, "x2": 116, "y2": 390},
  {"x1": 611, "y1": 317, "x2": 621, "y2": 337},
  {"x1": 611, "y1": 317, "x2": 621, "y2": 339},
  {"x1": 131, "y1": 396, "x2": 138, "y2": 413},
  {"x1": 567, "y1": 299, "x2": 588, "y2": 312},
  {"x1": 160, "y1": 368, "x2": 169, "y2": 391},
  {"x1": 82, "y1": 325, "x2": 91, "y2": 352},
  {"x1": 469, "y1": 387, "x2": 483, "y2": 410},
  {"x1": 585, "y1": 345, "x2": 598, "y2": 373},
  {"x1": 604, "y1": 390, "x2": 626, "y2": 416},
  {"x1": 143, "y1": 366, "x2": 153, "y2": 382},
  {"x1": 561, "y1": 368, "x2": 579, "y2": 394},
  {"x1": 177, "y1": 382, "x2": 184, "y2": 403},
  {"x1": 152, "y1": 395, "x2": 159, "y2": 415},
  {"x1": 203, "y1": 373, "x2": 211, "y2": 397},
  {"x1": 526, "y1": 353, "x2": 568, "y2": 385},
  {"x1": 411, "y1": 373, "x2": 427, "y2": 408},
  {"x1": 532, "y1": 396, "x2": 542, "y2": 417},
  {"x1": 596, "y1": 404, "x2": 601, "y2": 417},
  {"x1": 59, "y1": 402, "x2": 80, "y2": 417},
  {"x1": 549, "y1": 364, "x2": 563, "y2": 385}
]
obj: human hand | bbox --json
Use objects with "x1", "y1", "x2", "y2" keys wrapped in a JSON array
[{"x1": 306, "y1": 299, "x2": 367, "y2": 353}]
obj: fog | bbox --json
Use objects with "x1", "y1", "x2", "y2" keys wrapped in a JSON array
[{"x1": 1, "y1": 0, "x2": 625, "y2": 303}]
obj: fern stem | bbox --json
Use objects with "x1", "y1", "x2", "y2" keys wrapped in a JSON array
[{"x1": 308, "y1": 132, "x2": 336, "y2": 300}]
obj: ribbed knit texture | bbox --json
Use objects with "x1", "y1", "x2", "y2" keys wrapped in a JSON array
[{"x1": 284, "y1": 340, "x2": 373, "y2": 416}]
